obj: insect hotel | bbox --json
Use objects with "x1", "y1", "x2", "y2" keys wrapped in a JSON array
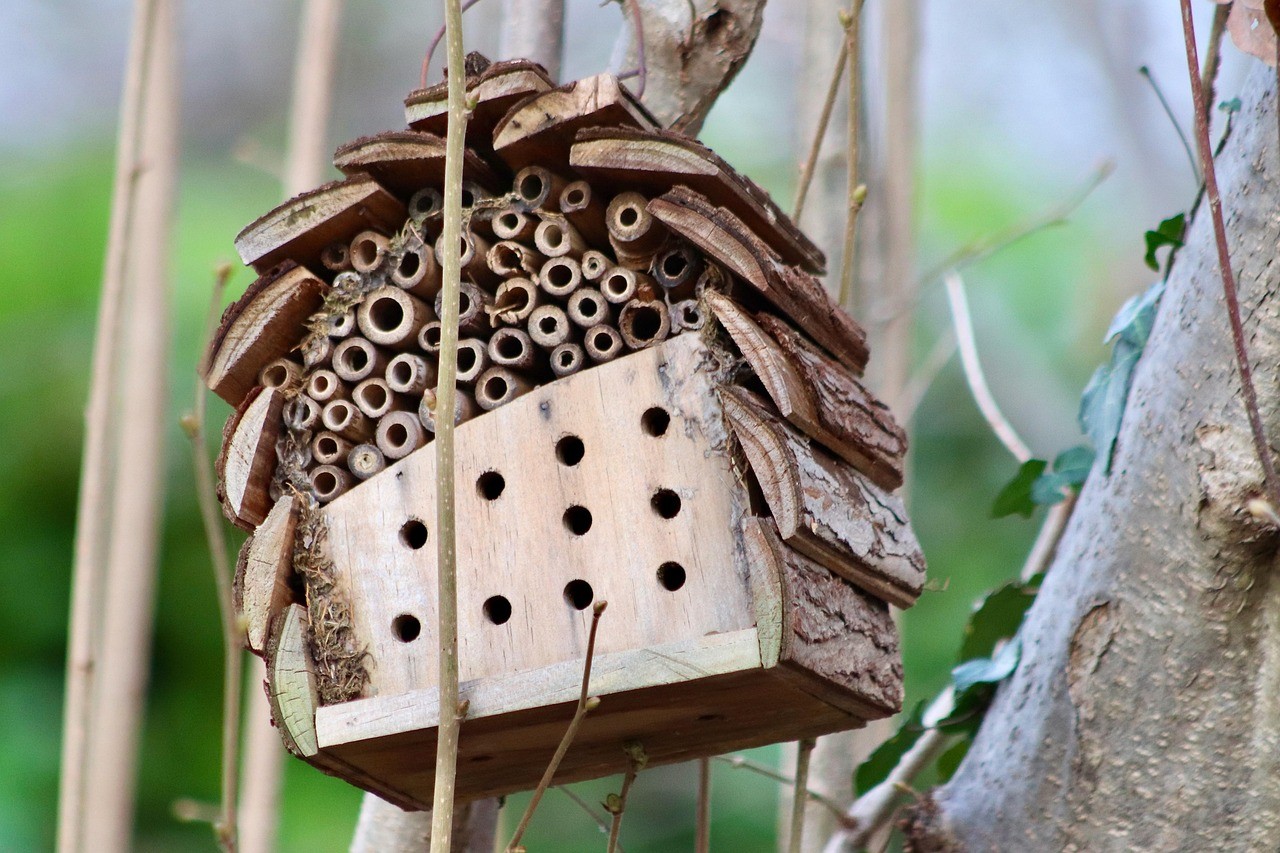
[{"x1": 206, "y1": 57, "x2": 925, "y2": 807}]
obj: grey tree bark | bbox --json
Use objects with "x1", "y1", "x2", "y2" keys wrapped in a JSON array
[{"x1": 907, "y1": 63, "x2": 1280, "y2": 851}]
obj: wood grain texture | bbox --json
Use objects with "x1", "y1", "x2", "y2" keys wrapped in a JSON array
[
  {"x1": 647, "y1": 186, "x2": 868, "y2": 369},
  {"x1": 203, "y1": 263, "x2": 328, "y2": 405},
  {"x1": 742, "y1": 518, "x2": 902, "y2": 717},
  {"x1": 491, "y1": 73, "x2": 658, "y2": 171},
  {"x1": 706, "y1": 291, "x2": 902, "y2": 490},
  {"x1": 234, "y1": 495, "x2": 299, "y2": 655},
  {"x1": 721, "y1": 387, "x2": 924, "y2": 607},
  {"x1": 405, "y1": 58, "x2": 555, "y2": 148},
  {"x1": 570, "y1": 126, "x2": 824, "y2": 273},
  {"x1": 332, "y1": 130, "x2": 502, "y2": 198},
  {"x1": 319, "y1": 334, "x2": 754, "y2": 698},
  {"x1": 234, "y1": 174, "x2": 406, "y2": 273},
  {"x1": 265, "y1": 603, "x2": 322, "y2": 757},
  {"x1": 216, "y1": 386, "x2": 283, "y2": 530}
]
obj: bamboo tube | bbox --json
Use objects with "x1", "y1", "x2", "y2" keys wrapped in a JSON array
[
  {"x1": 302, "y1": 332, "x2": 332, "y2": 369},
  {"x1": 560, "y1": 180, "x2": 610, "y2": 246},
  {"x1": 487, "y1": 240, "x2": 544, "y2": 278},
  {"x1": 475, "y1": 366, "x2": 533, "y2": 411},
  {"x1": 434, "y1": 279, "x2": 490, "y2": 336},
  {"x1": 347, "y1": 443, "x2": 386, "y2": 480},
  {"x1": 487, "y1": 327, "x2": 539, "y2": 372},
  {"x1": 566, "y1": 287, "x2": 612, "y2": 329},
  {"x1": 418, "y1": 387, "x2": 477, "y2": 433},
  {"x1": 584, "y1": 324, "x2": 625, "y2": 363},
  {"x1": 434, "y1": 229, "x2": 493, "y2": 287},
  {"x1": 489, "y1": 277, "x2": 541, "y2": 326},
  {"x1": 386, "y1": 352, "x2": 436, "y2": 395},
  {"x1": 600, "y1": 266, "x2": 658, "y2": 304},
  {"x1": 652, "y1": 243, "x2": 703, "y2": 300},
  {"x1": 462, "y1": 180, "x2": 497, "y2": 239},
  {"x1": 328, "y1": 309, "x2": 356, "y2": 338},
  {"x1": 580, "y1": 249, "x2": 610, "y2": 282},
  {"x1": 619, "y1": 298, "x2": 672, "y2": 349},
  {"x1": 358, "y1": 286, "x2": 435, "y2": 351},
  {"x1": 332, "y1": 337, "x2": 387, "y2": 383},
  {"x1": 391, "y1": 236, "x2": 442, "y2": 299},
  {"x1": 350, "y1": 230, "x2": 391, "y2": 273},
  {"x1": 671, "y1": 298, "x2": 707, "y2": 333},
  {"x1": 538, "y1": 256, "x2": 582, "y2": 299},
  {"x1": 607, "y1": 191, "x2": 669, "y2": 270},
  {"x1": 353, "y1": 377, "x2": 397, "y2": 419},
  {"x1": 320, "y1": 241, "x2": 352, "y2": 271},
  {"x1": 528, "y1": 305, "x2": 573, "y2": 349},
  {"x1": 376, "y1": 410, "x2": 427, "y2": 460},
  {"x1": 534, "y1": 215, "x2": 587, "y2": 258},
  {"x1": 550, "y1": 342, "x2": 585, "y2": 378},
  {"x1": 306, "y1": 368, "x2": 345, "y2": 403},
  {"x1": 310, "y1": 464, "x2": 352, "y2": 503},
  {"x1": 283, "y1": 394, "x2": 321, "y2": 431},
  {"x1": 514, "y1": 165, "x2": 568, "y2": 211},
  {"x1": 321, "y1": 398, "x2": 373, "y2": 441},
  {"x1": 258, "y1": 357, "x2": 302, "y2": 390},
  {"x1": 409, "y1": 186, "x2": 444, "y2": 222},
  {"x1": 418, "y1": 321, "x2": 443, "y2": 354},
  {"x1": 312, "y1": 431, "x2": 353, "y2": 466},
  {"x1": 491, "y1": 206, "x2": 538, "y2": 242},
  {"x1": 454, "y1": 337, "x2": 489, "y2": 386}
]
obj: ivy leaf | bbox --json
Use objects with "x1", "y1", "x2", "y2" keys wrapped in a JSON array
[
  {"x1": 991, "y1": 459, "x2": 1047, "y2": 519},
  {"x1": 1105, "y1": 280, "x2": 1165, "y2": 349},
  {"x1": 1029, "y1": 444, "x2": 1096, "y2": 505},
  {"x1": 853, "y1": 701, "x2": 926, "y2": 796},
  {"x1": 957, "y1": 576, "x2": 1041, "y2": 662},
  {"x1": 1143, "y1": 213, "x2": 1185, "y2": 271},
  {"x1": 939, "y1": 638, "x2": 1023, "y2": 735},
  {"x1": 1220, "y1": 97, "x2": 1242, "y2": 114},
  {"x1": 935, "y1": 737, "x2": 971, "y2": 784}
]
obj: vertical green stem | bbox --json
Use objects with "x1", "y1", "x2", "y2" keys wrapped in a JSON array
[
  {"x1": 788, "y1": 738, "x2": 816, "y2": 853},
  {"x1": 429, "y1": 0, "x2": 470, "y2": 848}
]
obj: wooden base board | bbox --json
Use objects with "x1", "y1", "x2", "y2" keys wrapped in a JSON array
[{"x1": 312, "y1": 630, "x2": 874, "y2": 806}]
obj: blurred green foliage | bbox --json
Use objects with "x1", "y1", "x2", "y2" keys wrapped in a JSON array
[{"x1": 0, "y1": 113, "x2": 1121, "y2": 849}]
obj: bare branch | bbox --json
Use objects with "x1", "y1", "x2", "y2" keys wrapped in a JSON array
[
  {"x1": 283, "y1": 0, "x2": 343, "y2": 195},
  {"x1": 498, "y1": 0, "x2": 564, "y2": 80},
  {"x1": 837, "y1": 1, "x2": 866, "y2": 312},
  {"x1": 788, "y1": 739, "x2": 817, "y2": 853}
]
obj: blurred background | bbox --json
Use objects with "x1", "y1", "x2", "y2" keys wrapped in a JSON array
[{"x1": 0, "y1": 0, "x2": 1250, "y2": 849}]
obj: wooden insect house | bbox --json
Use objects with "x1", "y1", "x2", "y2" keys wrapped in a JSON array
[{"x1": 207, "y1": 58, "x2": 925, "y2": 807}]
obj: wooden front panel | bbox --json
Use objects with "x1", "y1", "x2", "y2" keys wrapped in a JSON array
[{"x1": 322, "y1": 334, "x2": 755, "y2": 698}]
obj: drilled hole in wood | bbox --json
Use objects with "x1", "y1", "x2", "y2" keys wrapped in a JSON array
[
  {"x1": 400, "y1": 519, "x2": 428, "y2": 549},
  {"x1": 658, "y1": 562, "x2": 687, "y2": 591},
  {"x1": 556, "y1": 435, "x2": 585, "y2": 466},
  {"x1": 563, "y1": 506, "x2": 592, "y2": 535},
  {"x1": 642, "y1": 407, "x2": 670, "y2": 436},
  {"x1": 652, "y1": 488, "x2": 681, "y2": 519},
  {"x1": 563, "y1": 579, "x2": 594, "y2": 610},
  {"x1": 477, "y1": 471, "x2": 506, "y2": 500},
  {"x1": 483, "y1": 595, "x2": 513, "y2": 625},
  {"x1": 392, "y1": 614, "x2": 421, "y2": 642}
]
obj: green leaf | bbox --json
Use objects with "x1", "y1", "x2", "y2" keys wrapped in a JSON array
[
  {"x1": 853, "y1": 701, "x2": 926, "y2": 795},
  {"x1": 1220, "y1": 97, "x2": 1242, "y2": 114},
  {"x1": 957, "y1": 578, "x2": 1040, "y2": 662},
  {"x1": 1105, "y1": 280, "x2": 1165, "y2": 348},
  {"x1": 992, "y1": 459, "x2": 1047, "y2": 519},
  {"x1": 952, "y1": 637, "x2": 1021, "y2": 696},
  {"x1": 1143, "y1": 214, "x2": 1185, "y2": 271},
  {"x1": 1029, "y1": 444, "x2": 1096, "y2": 505},
  {"x1": 935, "y1": 738, "x2": 971, "y2": 784}
]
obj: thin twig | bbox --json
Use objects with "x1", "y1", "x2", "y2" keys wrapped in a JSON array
[
  {"x1": 711, "y1": 756, "x2": 852, "y2": 824},
  {"x1": 1138, "y1": 66, "x2": 1200, "y2": 183},
  {"x1": 788, "y1": 738, "x2": 817, "y2": 853},
  {"x1": 181, "y1": 265, "x2": 242, "y2": 852},
  {"x1": 1021, "y1": 494, "x2": 1075, "y2": 583},
  {"x1": 506, "y1": 602, "x2": 607, "y2": 851},
  {"x1": 554, "y1": 787, "x2": 620, "y2": 849},
  {"x1": 1179, "y1": 0, "x2": 1280, "y2": 511},
  {"x1": 1201, "y1": 3, "x2": 1232, "y2": 116},
  {"x1": 606, "y1": 743, "x2": 647, "y2": 852},
  {"x1": 898, "y1": 332, "x2": 957, "y2": 425},
  {"x1": 695, "y1": 757, "x2": 711, "y2": 853},
  {"x1": 793, "y1": 38, "x2": 848, "y2": 221},
  {"x1": 943, "y1": 272, "x2": 1033, "y2": 463},
  {"x1": 428, "y1": 0, "x2": 471, "y2": 847},
  {"x1": 422, "y1": 0, "x2": 487, "y2": 87},
  {"x1": 837, "y1": 0, "x2": 866, "y2": 311}
]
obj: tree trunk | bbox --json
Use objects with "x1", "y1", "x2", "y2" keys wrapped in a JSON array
[{"x1": 907, "y1": 63, "x2": 1280, "y2": 851}]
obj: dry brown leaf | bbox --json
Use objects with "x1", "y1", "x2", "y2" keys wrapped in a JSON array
[{"x1": 1223, "y1": 0, "x2": 1279, "y2": 67}]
